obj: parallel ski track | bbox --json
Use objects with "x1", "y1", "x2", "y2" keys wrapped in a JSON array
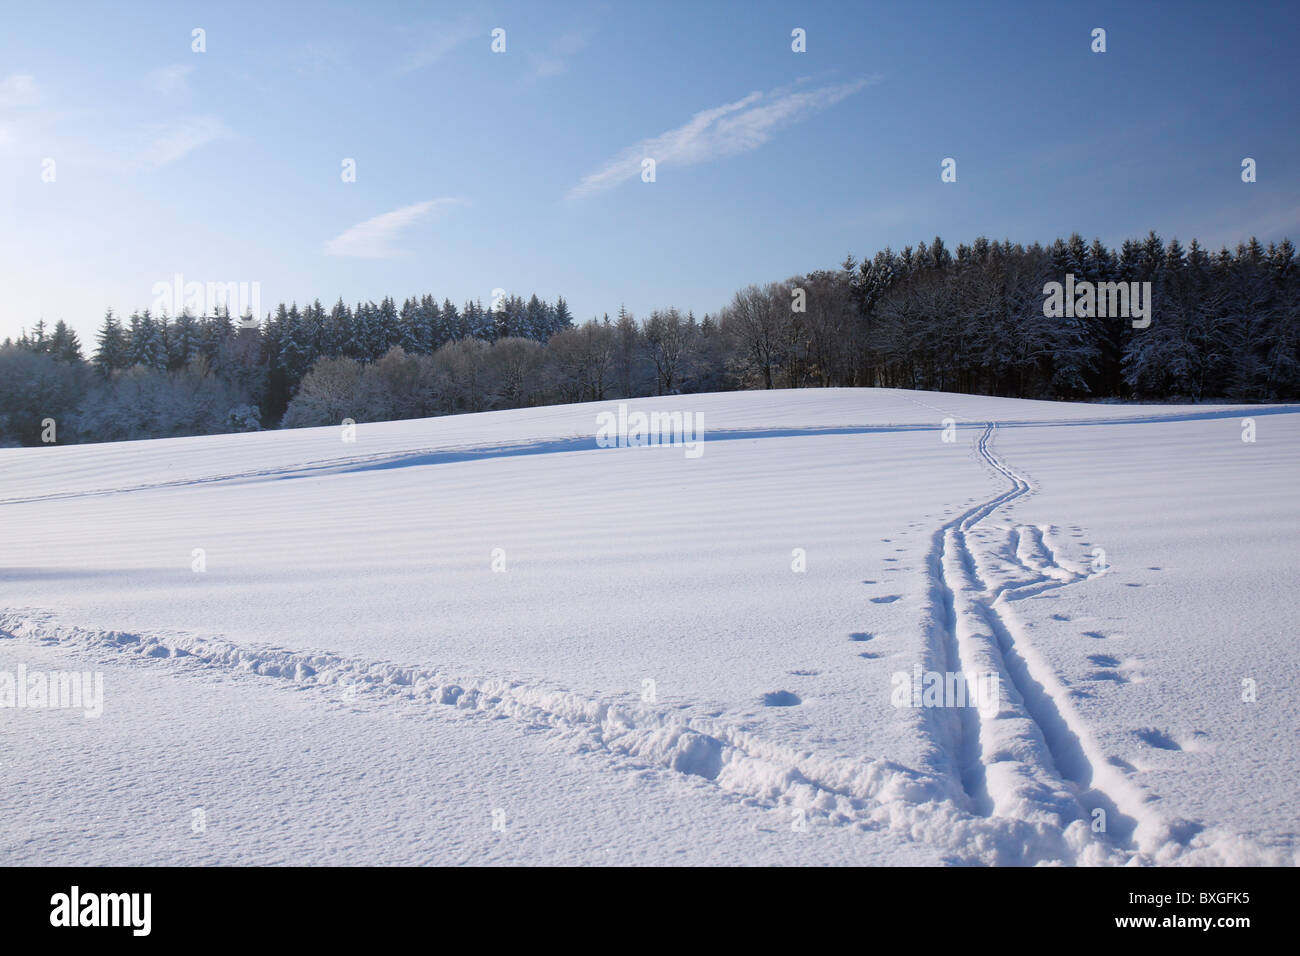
[{"x1": 922, "y1": 422, "x2": 1171, "y2": 857}]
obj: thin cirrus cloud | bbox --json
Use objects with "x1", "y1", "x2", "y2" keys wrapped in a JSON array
[
  {"x1": 0, "y1": 74, "x2": 37, "y2": 148},
  {"x1": 530, "y1": 30, "x2": 593, "y2": 79},
  {"x1": 394, "y1": 20, "x2": 480, "y2": 75},
  {"x1": 0, "y1": 73, "x2": 38, "y2": 108},
  {"x1": 144, "y1": 64, "x2": 194, "y2": 96},
  {"x1": 141, "y1": 115, "x2": 232, "y2": 168},
  {"x1": 324, "y1": 199, "x2": 465, "y2": 258},
  {"x1": 567, "y1": 76, "x2": 878, "y2": 200}
]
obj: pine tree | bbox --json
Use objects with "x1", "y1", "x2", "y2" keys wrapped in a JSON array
[
  {"x1": 525, "y1": 293, "x2": 547, "y2": 340},
  {"x1": 350, "y1": 302, "x2": 374, "y2": 361},
  {"x1": 398, "y1": 297, "x2": 421, "y2": 353},
  {"x1": 27, "y1": 319, "x2": 50, "y2": 354},
  {"x1": 464, "y1": 299, "x2": 490, "y2": 340},
  {"x1": 375, "y1": 296, "x2": 400, "y2": 356},
  {"x1": 279, "y1": 303, "x2": 311, "y2": 383},
  {"x1": 93, "y1": 309, "x2": 129, "y2": 375},
  {"x1": 417, "y1": 294, "x2": 440, "y2": 353},
  {"x1": 49, "y1": 320, "x2": 82, "y2": 363},
  {"x1": 303, "y1": 299, "x2": 327, "y2": 360},
  {"x1": 553, "y1": 296, "x2": 574, "y2": 337},
  {"x1": 169, "y1": 310, "x2": 200, "y2": 370},
  {"x1": 199, "y1": 304, "x2": 237, "y2": 365},
  {"x1": 129, "y1": 310, "x2": 167, "y2": 370},
  {"x1": 439, "y1": 298, "x2": 461, "y2": 344},
  {"x1": 929, "y1": 236, "x2": 953, "y2": 270},
  {"x1": 326, "y1": 298, "x2": 353, "y2": 358},
  {"x1": 1273, "y1": 238, "x2": 1295, "y2": 275},
  {"x1": 493, "y1": 295, "x2": 520, "y2": 340}
]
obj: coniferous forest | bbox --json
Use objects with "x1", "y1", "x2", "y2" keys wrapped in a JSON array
[{"x1": 2, "y1": 230, "x2": 1296, "y2": 446}]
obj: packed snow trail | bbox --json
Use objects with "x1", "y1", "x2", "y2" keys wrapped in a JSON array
[
  {"x1": 0, "y1": 585, "x2": 1267, "y2": 866},
  {"x1": 921, "y1": 424, "x2": 1175, "y2": 857},
  {"x1": 0, "y1": 609, "x2": 1089, "y2": 865}
]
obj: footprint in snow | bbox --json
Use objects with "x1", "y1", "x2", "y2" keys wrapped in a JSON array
[
  {"x1": 1166, "y1": 820, "x2": 1206, "y2": 845},
  {"x1": 1135, "y1": 728, "x2": 1181, "y2": 751},
  {"x1": 870, "y1": 595, "x2": 901, "y2": 604},
  {"x1": 1088, "y1": 670, "x2": 1128, "y2": 683},
  {"x1": 849, "y1": 632, "x2": 873, "y2": 642},
  {"x1": 1087, "y1": 654, "x2": 1121, "y2": 668},
  {"x1": 762, "y1": 691, "x2": 801, "y2": 707}
]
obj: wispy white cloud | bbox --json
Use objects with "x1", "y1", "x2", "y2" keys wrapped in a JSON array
[
  {"x1": 292, "y1": 40, "x2": 347, "y2": 78},
  {"x1": 568, "y1": 77, "x2": 878, "y2": 200},
  {"x1": 145, "y1": 64, "x2": 194, "y2": 96},
  {"x1": 530, "y1": 30, "x2": 592, "y2": 79},
  {"x1": 394, "y1": 20, "x2": 479, "y2": 75},
  {"x1": 324, "y1": 199, "x2": 465, "y2": 258},
  {"x1": 141, "y1": 115, "x2": 231, "y2": 168},
  {"x1": 0, "y1": 74, "x2": 38, "y2": 108}
]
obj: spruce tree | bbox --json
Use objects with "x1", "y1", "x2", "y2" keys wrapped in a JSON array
[
  {"x1": 28, "y1": 319, "x2": 50, "y2": 353},
  {"x1": 398, "y1": 297, "x2": 421, "y2": 353},
  {"x1": 553, "y1": 296, "x2": 574, "y2": 336},
  {"x1": 49, "y1": 320, "x2": 82, "y2": 363},
  {"x1": 439, "y1": 299, "x2": 461, "y2": 343},
  {"x1": 525, "y1": 294, "x2": 546, "y2": 340},
  {"x1": 376, "y1": 296, "x2": 400, "y2": 356},
  {"x1": 93, "y1": 310, "x2": 128, "y2": 374},
  {"x1": 326, "y1": 298, "x2": 352, "y2": 358},
  {"x1": 350, "y1": 302, "x2": 374, "y2": 361},
  {"x1": 129, "y1": 310, "x2": 167, "y2": 370},
  {"x1": 170, "y1": 310, "x2": 200, "y2": 370},
  {"x1": 418, "y1": 294, "x2": 440, "y2": 353}
]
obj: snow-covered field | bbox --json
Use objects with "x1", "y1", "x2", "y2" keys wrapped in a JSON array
[{"x1": 2, "y1": 388, "x2": 1296, "y2": 865}]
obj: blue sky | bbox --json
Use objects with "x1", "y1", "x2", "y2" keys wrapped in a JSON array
[{"x1": 1, "y1": 0, "x2": 1297, "y2": 343}]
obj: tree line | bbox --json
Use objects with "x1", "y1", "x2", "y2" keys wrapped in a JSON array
[{"x1": 1, "y1": 231, "x2": 1295, "y2": 446}]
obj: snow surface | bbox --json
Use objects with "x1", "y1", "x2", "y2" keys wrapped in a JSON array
[{"x1": 1, "y1": 388, "x2": 1296, "y2": 865}]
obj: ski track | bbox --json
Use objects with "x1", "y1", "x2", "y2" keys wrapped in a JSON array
[
  {"x1": 0, "y1": 420, "x2": 1287, "y2": 866},
  {"x1": 916, "y1": 422, "x2": 1283, "y2": 865}
]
